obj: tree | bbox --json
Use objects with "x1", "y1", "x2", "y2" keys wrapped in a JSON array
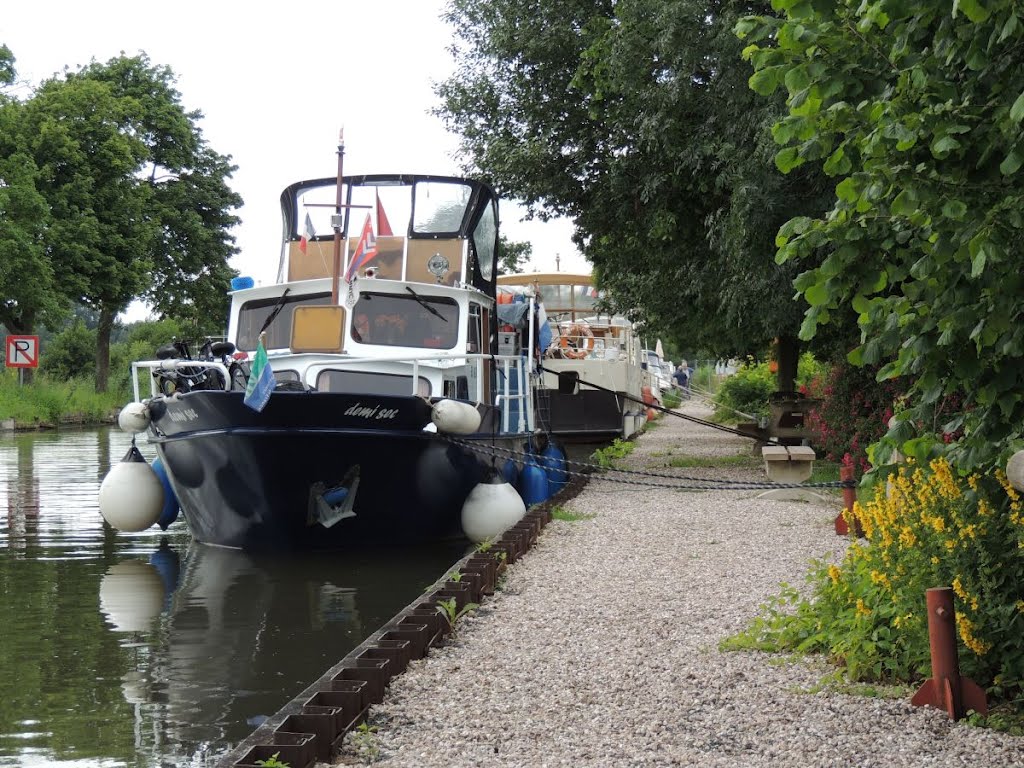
[
  {"x1": 497, "y1": 234, "x2": 532, "y2": 274},
  {"x1": 740, "y1": 0, "x2": 1024, "y2": 470},
  {"x1": 0, "y1": 49, "x2": 62, "y2": 351},
  {"x1": 0, "y1": 44, "x2": 14, "y2": 86},
  {"x1": 436, "y1": 0, "x2": 835, "y2": 390},
  {"x1": 11, "y1": 53, "x2": 241, "y2": 391}
]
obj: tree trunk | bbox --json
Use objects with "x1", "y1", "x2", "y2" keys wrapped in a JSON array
[
  {"x1": 95, "y1": 307, "x2": 115, "y2": 393},
  {"x1": 776, "y1": 334, "x2": 800, "y2": 394}
]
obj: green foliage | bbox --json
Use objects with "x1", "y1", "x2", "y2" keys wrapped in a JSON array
[
  {"x1": 435, "y1": 597, "x2": 479, "y2": 635},
  {"x1": 713, "y1": 353, "x2": 829, "y2": 423},
  {"x1": 691, "y1": 362, "x2": 719, "y2": 395},
  {"x1": 550, "y1": 505, "x2": 596, "y2": 522},
  {"x1": 437, "y1": 0, "x2": 835, "y2": 358},
  {"x1": 666, "y1": 454, "x2": 758, "y2": 469},
  {"x1": 254, "y1": 753, "x2": 290, "y2": 768},
  {"x1": 347, "y1": 722, "x2": 380, "y2": 764},
  {"x1": 713, "y1": 360, "x2": 775, "y2": 422},
  {"x1": 0, "y1": 44, "x2": 14, "y2": 86},
  {"x1": 591, "y1": 438, "x2": 635, "y2": 468},
  {"x1": 740, "y1": 1, "x2": 1024, "y2": 471},
  {"x1": 804, "y1": 361, "x2": 905, "y2": 474},
  {"x1": 497, "y1": 234, "x2": 533, "y2": 275},
  {"x1": 729, "y1": 460, "x2": 1024, "y2": 705},
  {"x1": 2, "y1": 52, "x2": 240, "y2": 391},
  {"x1": 0, "y1": 369, "x2": 121, "y2": 423},
  {"x1": 39, "y1": 319, "x2": 96, "y2": 381},
  {"x1": 661, "y1": 389, "x2": 682, "y2": 409},
  {"x1": 965, "y1": 706, "x2": 1024, "y2": 737}
]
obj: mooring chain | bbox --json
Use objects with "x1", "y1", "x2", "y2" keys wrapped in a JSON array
[{"x1": 445, "y1": 437, "x2": 855, "y2": 492}]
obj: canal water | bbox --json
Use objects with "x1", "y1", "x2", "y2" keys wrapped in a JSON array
[{"x1": 0, "y1": 427, "x2": 472, "y2": 767}]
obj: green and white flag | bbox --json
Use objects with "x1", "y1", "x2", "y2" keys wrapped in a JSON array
[{"x1": 243, "y1": 338, "x2": 274, "y2": 412}]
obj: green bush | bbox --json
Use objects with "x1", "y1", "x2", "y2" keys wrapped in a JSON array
[
  {"x1": 713, "y1": 360, "x2": 775, "y2": 422},
  {"x1": 109, "y1": 319, "x2": 186, "y2": 401},
  {"x1": 727, "y1": 459, "x2": 1024, "y2": 709},
  {"x1": 40, "y1": 319, "x2": 96, "y2": 381},
  {"x1": 713, "y1": 353, "x2": 829, "y2": 424}
]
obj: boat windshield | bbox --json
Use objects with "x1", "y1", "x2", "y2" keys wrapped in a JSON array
[
  {"x1": 294, "y1": 179, "x2": 478, "y2": 241},
  {"x1": 350, "y1": 292, "x2": 460, "y2": 349},
  {"x1": 236, "y1": 292, "x2": 333, "y2": 351}
]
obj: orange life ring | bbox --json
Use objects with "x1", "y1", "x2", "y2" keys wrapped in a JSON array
[{"x1": 559, "y1": 324, "x2": 594, "y2": 359}]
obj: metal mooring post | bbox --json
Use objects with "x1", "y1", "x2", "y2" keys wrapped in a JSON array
[
  {"x1": 910, "y1": 587, "x2": 987, "y2": 720},
  {"x1": 834, "y1": 464, "x2": 861, "y2": 536}
]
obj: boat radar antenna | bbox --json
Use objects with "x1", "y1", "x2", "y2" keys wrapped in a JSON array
[{"x1": 331, "y1": 127, "x2": 346, "y2": 305}]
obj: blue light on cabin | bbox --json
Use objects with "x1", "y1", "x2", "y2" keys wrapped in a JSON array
[{"x1": 231, "y1": 276, "x2": 255, "y2": 291}]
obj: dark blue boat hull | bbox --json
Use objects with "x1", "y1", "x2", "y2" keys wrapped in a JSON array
[{"x1": 147, "y1": 390, "x2": 514, "y2": 550}]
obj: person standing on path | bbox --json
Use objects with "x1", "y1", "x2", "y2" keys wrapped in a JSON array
[{"x1": 673, "y1": 360, "x2": 691, "y2": 397}]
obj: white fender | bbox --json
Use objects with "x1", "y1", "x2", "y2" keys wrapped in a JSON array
[
  {"x1": 99, "y1": 459, "x2": 164, "y2": 532},
  {"x1": 461, "y1": 475, "x2": 526, "y2": 543},
  {"x1": 99, "y1": 560, "x2": 165, "y2": 633},
  {"x1": 117, "y1": 402, "x2": 151, "y2": 434},
  {"x1": 431, "y1": 399, "x2": 482, "y2": 435}
]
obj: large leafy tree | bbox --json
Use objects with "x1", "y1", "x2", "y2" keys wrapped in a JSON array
[
  {"x1": 436, "y1": 0, "x2": 834, "y2": 389},
  {"x1": 9, "y1": 53, "x2": 241, "y2": 391},
  {"x1": 740, "y1": 0, "x2": 1024, "y2": 469},
  {"x1": 0, "y1": 48, "x2": 60, "y2": 343}
]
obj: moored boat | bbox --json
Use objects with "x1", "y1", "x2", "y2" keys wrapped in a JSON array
[
  {"x1": 496, "y1": 272, "x2": 647, "y2": 442},
  {"x1": 104, "y1": 151, "x2": 566, "y2": 550}
]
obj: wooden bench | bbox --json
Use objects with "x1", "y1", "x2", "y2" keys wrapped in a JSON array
[{"x1": 761, "y1": 445, "x2": 816, "y2": 483}]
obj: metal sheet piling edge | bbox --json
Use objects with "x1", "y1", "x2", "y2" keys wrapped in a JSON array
[{"x1": 215, "y1": 519, "x2": 551, "y2": 767}]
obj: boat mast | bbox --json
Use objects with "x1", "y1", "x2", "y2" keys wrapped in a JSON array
[{"x1": 331, "y1": 129, "x2": 346, "y2": 305}]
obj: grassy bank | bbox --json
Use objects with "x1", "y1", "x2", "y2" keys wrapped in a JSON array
[{"x1": 0, "y1": 371, "x2": 125, "y2": 427}]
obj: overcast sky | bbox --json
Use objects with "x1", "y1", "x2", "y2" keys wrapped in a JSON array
[{"x1": 2, "y1": 0, "x2": 588, "y2": 302}]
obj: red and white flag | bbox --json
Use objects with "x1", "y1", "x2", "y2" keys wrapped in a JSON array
[
  {"x1": 376, "y1": 192, "x2": 393, "y2": 237},
  {"x1": 299, "y1": 213, "x2": 315, "y2": 254},
  {"x1": 345, "y1": 213, "x2": 379, "y2": 282}
]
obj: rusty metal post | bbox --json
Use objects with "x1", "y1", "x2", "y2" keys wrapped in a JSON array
[
  {"x1": 910, "y1": 587, "x2": 987, "y2": 720},
  {"x1": 835, "y1": 464, "x2": 861, "y2": 535}
]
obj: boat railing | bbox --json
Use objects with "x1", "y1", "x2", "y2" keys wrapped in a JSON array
[
  {"x1": 494, "y1": 356, "x2": 531, "y2": 433},
  {"x1": 129, "y1": 351, "x2": 537, "y2": 434},
  {"x1": 130, "y1": 360, "x2": 232, "y2": 401}
]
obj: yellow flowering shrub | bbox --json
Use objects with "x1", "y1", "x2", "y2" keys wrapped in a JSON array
[{"x1": 731, "y1": 458, "x2": 1024, "y2": 702}]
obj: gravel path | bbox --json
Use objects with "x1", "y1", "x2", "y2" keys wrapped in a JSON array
[{"x1": 328, "y1": 403, "x2": 1024, "y2": 767}]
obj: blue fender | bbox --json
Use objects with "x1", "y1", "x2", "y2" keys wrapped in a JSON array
[{"x1": 151, "y1": 457, "x2": 180, "y2": 530}]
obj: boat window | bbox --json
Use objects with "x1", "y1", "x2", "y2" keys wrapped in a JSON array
[
  {"x1": 349, "y1": 292, "x2": 459, "y2": 349},
  {"x1": 273, "y1": 369, "x2": 299, "y2": 383},
  {"x1": 537, "y1": 284, "x2": 566, "y2": 309},
  {"x1": 317, "y1": 369, "x2": 431, "y2": 397},
  {"x1": 412, "y1": 181, "x2": 473, "y2": 234},
  {"x1": 236, "y1": 292, "x2": 333, "y2": 351},
  {"x1": 467, "y1": 302, "x2": 482, "y2": 353},
  {"x1": 573, "y1": 283, "x2": 600, "y2": 313},
  {"x1": 472, "y1": 200, "x2": 497, "y2": 281}
]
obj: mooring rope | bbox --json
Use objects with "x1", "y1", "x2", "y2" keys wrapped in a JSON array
[{"x1": 445, "y1": 436, "x2": 855, "y2": 492}]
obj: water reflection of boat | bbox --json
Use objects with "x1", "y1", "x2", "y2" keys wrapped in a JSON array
[{"x1": 99, "y1": 538, "x2": 468, "y2": 763}]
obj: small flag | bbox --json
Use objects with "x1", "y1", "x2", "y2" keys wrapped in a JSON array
[
  {"x1": 376, "y1": 192, "x2": 393, "y2": 236},
  {"x1": 243, "y1": 338, "x2": 275, "y2": 412},
  {"x1": 345, "y1": 213, "x2": 379, "y2": 282},
  {"x1": 299, "y1": 213, "x2": 315, "y2": 254}
]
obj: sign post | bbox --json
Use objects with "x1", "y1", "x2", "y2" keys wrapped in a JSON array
[{"x1": 5, "y1": 336, "x2": 40, "y2": 386}]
